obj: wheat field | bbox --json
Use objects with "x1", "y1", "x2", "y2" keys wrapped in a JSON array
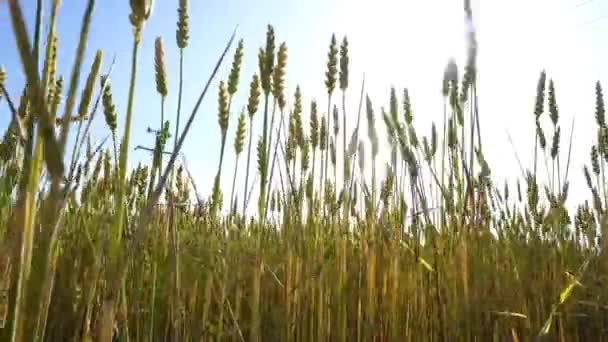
[{"x1": 1, "y1": 0, "x2": 608, "y2": 341}]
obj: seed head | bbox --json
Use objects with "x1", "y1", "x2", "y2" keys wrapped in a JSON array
[
  {"x1": 234, "y1": 111, "x2": 246, "y2": 155},
  {"x1": 47, "y1": 35, "x2": 58, "y2": 88},
  {"x1": 218, "y1": 81, "x2": 229, "y2": 134},
  {"x1": 78, "y1": 50, "x2": 103, "y2": 119},
  {"x1": 548, "y1": 79, "x2": 559, "y2": 126},
  {"x1": 339, "y1": 37, "x2": 349, "y2": 91},
  {"x1": 596, "y1": 81, "x2": 605, "y2": 128},
  {"x1": 247, "y1": 74, "x2": 261, "y2": 118},
  {"x1": 286, "y1": 117, "x2": 296, "y2": 162},
  {"x1": 536, "y1": 121, "x2": 546, "y2": 150},
  {"x1": 176, "y1": 0, "x2": 189, "y2": 49},
  {"x1": 301, "y1": 137, "x2": 310, "y2": 171},
  {"x1": 18, "y1": 87, "x2": 29, "y2": 121},
  {"x1": 50, "y1": 77, "x2": 63, "y2": 118},
  {"x1": 403, "y1": 88, "x2": 413, "y2": 124},
  {"x1": 408, "y1": 126, "x2": 418, "y2": 148},
  {"x1": 347, "y1": 130, "x2": 358, "y2": 159},
  {"x1": 602, "y1": 130, "x2": 608, "y2": 163},
  {"x1": 534, "y1": 70, "x2": 546, "y2": 119},
  {"x1": 423, "y1": 137, "x2": 431, "y2": 162},
  {"x1": 447, "y1": 118, "x2": 457, "y2": 150},
  {"x1": 310, "y1": 101, "x2": 319, "y2": 149},
  {"x1": 383, "y1": 109, "x2": 395, "y2": 143},
  {"x1": 320, "y1": 116, "x2": 328, "y2": 151},
  {"x1": 154, "y1": 37, "x2": 168, "y2": 97},
  {"x1": 390, "y1": 87, "x2": 399, "y2": 125},
  {"x1": 101, "y1": 75, "x2": 117, "y2": 134},
  {"x1": 358, "y1": 141, "x2": 365, "y2": 173},
  {"x1": 130, "y1": 0, "x2": 154, "y2": 27},
  {"x1": 259, "y1": 25, "x2": 276, "y2": 95},
  {"x1": 293, "y1": 86, "x2": 304, "y2": 147},
  {"x1": 591, "y1": 145, "x2": 600, "y2": 176},
  {"x1": 272, "y1": 42, "x2": 288, "y2": 109},
  {"x1": 550, "y1": 127, "x2": 560, "y2": 160},
  {"x1": 228, "y1": 39, "x2": 244, "y2": 96},
  {"x1": 330, "y1": 137, "x2": 336, "y2": 166},
  {"x1": 325, "y1": 34, "x2": 338, "y2": 95},
  {"x1": 366, "y1": 96, "x2": 379, "y2": 157},
  {"x1": 256, "y1": 136, "x2": 266, "y2": 177},
  {"x1": 583, "y1": 166, "x2": 593, "y2": 190},
  {"x1": 305, "y1": 176, "x2": 313, "y2": 200},
  {"x1": 444, "y1": 58, "x2": 459, "y2": 86}
]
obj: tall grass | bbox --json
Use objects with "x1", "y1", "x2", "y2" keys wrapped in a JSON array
[{"x1": 1, "y1": 1, "x2": 608, "y2": 341}]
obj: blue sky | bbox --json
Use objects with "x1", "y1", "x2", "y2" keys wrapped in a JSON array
[{"x1": 1, "y1": 0, "x2": 608, "y2": 209}]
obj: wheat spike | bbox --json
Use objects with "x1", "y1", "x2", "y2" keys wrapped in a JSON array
[
  {"x1": 154, "y1": 37, "x2": 168, "y2": 97},
  {"x1": 176, "y1": 0, "x2": 190, "y2": 48},
  {"x1": 325, "y1": 34, "x2": 338, "y2": 95},
  {"x1": 228, "y1": 39, "x2": 244, "y2": 96},
  {"x1": 339, "y1": 37, "x2": 349, "y2": 91},
  {"x1": 235, "y1": 111, "x2": 246, "y2": 155},
  {"x1": 77, "y1": 50, "x2": 103, "y2": 119},
  {"x1": 247, "y1": 74, "x2": 261, "y2": 118},
  {"x1": 273, "y1": 42, "x2": 288, "y2": 110}
]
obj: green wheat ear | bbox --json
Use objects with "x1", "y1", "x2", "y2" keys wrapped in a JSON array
[
  {"x1": 320, "y1": 115, "x2": 328, "y2": 152},
  {"x1": 228, "y1": 39, "x2": 244, "y2": 96},
  {"x1": 235, "y1": 111, "x2": 246, "y2": 155},
  {"x1": 301, "y1": 137, "x2": 310, "y2": 171},
  {"x1": 330, "y1": 137, "x2": 336, "y2": 166},
  {"x1": 101, "y1": 75, "x2": 117, "y2": 134},
  {"x1": 260, "y1": 25, "x2": 276, "y2": 95},
  {"x1": 403, "y1": 88, "x2": 412, "y2": 124},
  {"x1": 366, "y1": 96, "x2": 379, "y2": 157},
  {"x1": 247, "y1": 74, "x2": 261, "y2": 117},
  {"x1": 256, "y1": 136, "x2": 266, "y2": 177},
  {"x1": 272, "y1": 42, "x2": 288, "y2": 110},
  {"x1": 534, "y1": 70, "x2": 546, "y2": 120},
  {"x1": 47, "y1": 35, "x2": 58, "y2": 90},
  {"x1": 550, "y1": 126, "x2": 561, "y2": 160},
  {"x1": 358, "y1": 141, "x2": 365, "y2": 172},
  {"x1": 310, "y1": 101, "x2": 319, "y2": 149},
  {"x1": 50, "y1": 77, "x2": 63, "y2": 119},
  {"x1": 339, "y1": 37, "x2": 349, "y2": 91},
  {"x1": 548, "y1": 79, "x2": 559, "y2": 126},
  {"x1": 537, "y1": 121, "x2": 546, "y2": 150},
  {"x1": 129, "y1": 0, "x2": 154, "y2": 29},
  {"x1": 218, "y1": 81, "x2": 229, "y2": 134},
  {"x1": 431, "y1": 122, "x2": 437, "y2": 157},
  {"x1": 77, "y1": 50, "x2": 103, "y2": 119},
  {"x1": 591, "y1": 145, "x2": 600, "y2": 176},
  {"x1": 596, "y1": 81, "x2": 605, "y2": 128},
  {"x1": 177, "y1": 0, "x2": 190, "y2": 48},
  {"x1": 293, "y1": 86, "x2": 304, "y2": 147},
  {"x1": 286, "y1": 115, "x2": 296, "y2": 163},
  {"x1": 155, "y1": 37, "x2": 168, "y2": 97},
  {"x1": 389, "y1": 87, "x2": 399, "y2": 124},
  {"x1": 325, "y1": 34, "x2": 338, "y2": 95}
]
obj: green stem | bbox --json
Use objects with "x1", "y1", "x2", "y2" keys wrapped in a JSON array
[
  {"x1": 174, "y1": 49, "x2": 185, "y2": 151},
  {"x1": 111, "y1": 31, "x2": 140, "y2": 261},
  {"x1": 103, "y1": 33, "x2": 141, "y2": 341},
  {"x1": 242, "y1": 121, "x2": 254, "y2": 216},
  {"x1": 230, "y1": 156, "x2": 240, "y2": 213}
]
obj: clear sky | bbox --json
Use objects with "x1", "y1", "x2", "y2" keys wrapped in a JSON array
[{"x1": 1, "y1": 0, "x2": 607, "y2": 209}]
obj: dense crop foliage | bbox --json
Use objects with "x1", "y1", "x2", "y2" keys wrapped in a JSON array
[{"x1": 1, "y1": 0, "x2": 608, "y2": 341}]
